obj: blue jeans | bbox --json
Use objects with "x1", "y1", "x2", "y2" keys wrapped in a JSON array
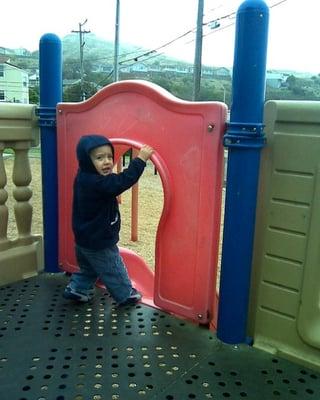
[{"x1": 68, "y1": 244, "x2": 132, "y2": 303}]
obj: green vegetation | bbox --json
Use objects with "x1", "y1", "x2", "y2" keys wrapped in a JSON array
[
  {"x1": 266, "y1": 75, "x2": 320, "y2": 101},
  {"x1": 4, "y1": 147, "x2": 41, "y2": 156}
]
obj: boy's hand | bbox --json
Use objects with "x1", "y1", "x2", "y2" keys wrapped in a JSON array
[{"x1": 137, "y1": 145, "x2": 154, "y2": 162}]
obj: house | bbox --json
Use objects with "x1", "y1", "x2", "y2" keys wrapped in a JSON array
[
  {"x1": 63, "y1": 78, "x2": 81, "y2": 87},
  {"x1": 213, "y1": 67, "x2": 231, "y2": 79},
  {"x1": 91, "y1": 63, "x2": 113, "y2": 74},
  {"x1": 130, "y1": 62, "x2": 149, "y2": 73},
  {"x1": 202, "y1": 67, "x2": 214, "y2": 77},
  {"x1": 28, "y1": 71, "x2": 39, "y2": 87},
  {"x1": 0, "y1": 57, "x2": 29, "y2": 103},
  {"x1": 266, "y1": 71, "x2": 285, "y2": 88}
]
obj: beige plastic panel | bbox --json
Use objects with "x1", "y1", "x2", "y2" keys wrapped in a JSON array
[
  {"x1": 0, "y1": 103, "x2": 39, "y2": 145},
  {"x1": 249, "y1": 100, "x2": 320, "y2": 371},
  {"x1": 297, "y1": 167, "x2": 320, "y2": 348},
  {"x1": 0, "y1": 103, "x2": 42, "y2": 285},
  {"x1": 0, "y1": 238, "x2": 43, "y2": 285}
]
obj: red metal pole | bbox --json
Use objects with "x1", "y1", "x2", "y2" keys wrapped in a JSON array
[
  {"x1": 117, "y1": 158, "x2": 122, "y2": 204},
  {"x1": 131, "y1": 148, "x2": 139, "y2": 241}
]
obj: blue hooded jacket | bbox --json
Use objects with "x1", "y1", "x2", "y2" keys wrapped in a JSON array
[{"x1": 72, "y1": 135, "x2": 146, "y2": 250}]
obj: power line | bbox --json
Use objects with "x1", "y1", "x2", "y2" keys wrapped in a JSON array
[
  {"x1": 94, "y1": 69, "x2": 114, "y2": 88},
  {"x1": 78, "y1": 0, "x2": 288, "y2": 83},
  {"x1": 118, "y1": 29, "x2": 195, "y2": 65},
  {"x1": 0, "y1": 8, "x2": 234, "y2": 71},
  {"x1": 117, "y1": 8, "x2": 236, "y2": 65},
  {"x1": 2, "y1": 0, "x2": 289, "y2": 82},
  {"x1": 119, "y1": 0, "x2": 288, "y2": 65},
  {"x1": 62, "y1": 45, "x2": 147, "y2": 67},
  {"x1": 270, "y1": 0, "x2": 288, "y2": 8},
  {"x1": 120, "y1": 51, "x2": 166, "y2": 68},
  {"x1": 188, "y1": 1, "x2": 288, "y2": 44},
  {"x1": 118, "y1": 5, "x2": 233, "y2": 65}
]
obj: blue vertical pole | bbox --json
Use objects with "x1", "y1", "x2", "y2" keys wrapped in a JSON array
[
  {"x1": 39, "y1": 33, "x2": 62, "y2": 272},
  {"x1": 217, "y1": 0, "x2": 269, "y2": 344}
]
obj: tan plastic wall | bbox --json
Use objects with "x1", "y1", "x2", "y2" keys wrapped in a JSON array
[
  {"x1": 0, "y1": 103, "x2": 43, "y2": 285},
  {"x1": 249, "y1": 100, "x2": 320, "y2": 371}
]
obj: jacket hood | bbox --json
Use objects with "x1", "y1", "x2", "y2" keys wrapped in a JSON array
[{"x1": 76, "y1": 134, "x2": 114, "y2": 173}]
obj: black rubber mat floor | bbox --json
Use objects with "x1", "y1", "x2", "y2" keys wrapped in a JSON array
[{"x1": 0, "y1": 273, "x2": 319, "y2": 400}]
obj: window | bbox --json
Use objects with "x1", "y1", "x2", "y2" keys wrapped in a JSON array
[
  {"x1": 0, "y1": 90, "x2": 5, "y2": 100},
  {"x1": 0, "y1": 65, "x2": 3, "y2": 77}
]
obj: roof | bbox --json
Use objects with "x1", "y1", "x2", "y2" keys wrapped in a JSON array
[
  {"x1": 0, "y1": 56, "x2": 22, "y2": 70},
  {"x1": 266, "y1": 72, "x2": 284, "y2": 80},
  {"x1": 0, "y1": 56, "x2": 10, "y2": 64}
]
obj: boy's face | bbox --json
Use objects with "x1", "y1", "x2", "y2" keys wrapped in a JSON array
[{"x1": 90, "y1": 145, "x2": 114, "y2": 176}]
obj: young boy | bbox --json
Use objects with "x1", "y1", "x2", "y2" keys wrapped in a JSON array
[{"x1": 63, "y1": 134, "x2": 154, "y2": 306}]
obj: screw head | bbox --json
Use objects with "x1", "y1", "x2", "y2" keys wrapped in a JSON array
[{"x1": 207, "y1": 124, "x2": 215, "y2": 132}]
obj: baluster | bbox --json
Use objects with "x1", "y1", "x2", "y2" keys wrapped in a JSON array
[
  {"x1": 12, "y1": 141, "x2": 33, "y2": 245},
  {"x1": 0, "y1": 142, "x2": 9, "y2": 250}
]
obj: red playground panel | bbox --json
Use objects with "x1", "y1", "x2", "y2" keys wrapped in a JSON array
[{"x1": 57, "y1": 80, "x2": 227, "y2": 326}]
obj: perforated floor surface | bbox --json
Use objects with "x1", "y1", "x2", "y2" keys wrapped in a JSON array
[{"x1": 0, "y1": 273, "x2": 319, "y2": 400}]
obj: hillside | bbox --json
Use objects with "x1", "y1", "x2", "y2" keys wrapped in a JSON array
[
  {"x1": 2, "y1": 33, "x2": 316, "y2": 78},
  {"x1": 2, "y1": 34, "x2": 319, "y2": 104},
  {"x1": 62, "y1": 33, "x2": 141, "y2": 63},
  {"x1": 62, "y1": 33, "x2": 194, "y2": 69},
  {"x1": 1, "y1": 33, "x2": 196, "y2": 76}
]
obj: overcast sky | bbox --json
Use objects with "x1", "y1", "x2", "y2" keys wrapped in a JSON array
[{"x1": 1, "y1": 0, "x2": 319, "y2": 73}]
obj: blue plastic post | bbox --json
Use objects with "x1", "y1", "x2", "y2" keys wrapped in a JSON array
[
  {"x1": 217, "y1": 0, "x2": 269, "y2": 344},
  {"x1": 39, "y1": 33, "x2": 62, "y2": 272}
]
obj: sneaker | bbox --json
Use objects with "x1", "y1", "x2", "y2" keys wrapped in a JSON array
[
  {"x1": 63, "y1": 286, "x2": 93, "y2": 303},
  {"x1": 119, "y1": 288, "x2": 142, "y2": 306}
]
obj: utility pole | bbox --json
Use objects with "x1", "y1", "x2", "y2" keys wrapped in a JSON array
[
  {"x1": 192, "y1": 0, "x2": 204, "y2": 101},
  {"x1": 72, "y1": 19, "x2": 90, "y2": 101},
  {"x1": 114, "y1": 0, "x2": 120, "y2": 82}
]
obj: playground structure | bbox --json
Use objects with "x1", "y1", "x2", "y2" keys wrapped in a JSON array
[
  {"x1": 0, "y1": 1, "x2": 320, "y2": 399},
  {"x1": 56, "y1": 80, "x2": 226, "y2": 322}
]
